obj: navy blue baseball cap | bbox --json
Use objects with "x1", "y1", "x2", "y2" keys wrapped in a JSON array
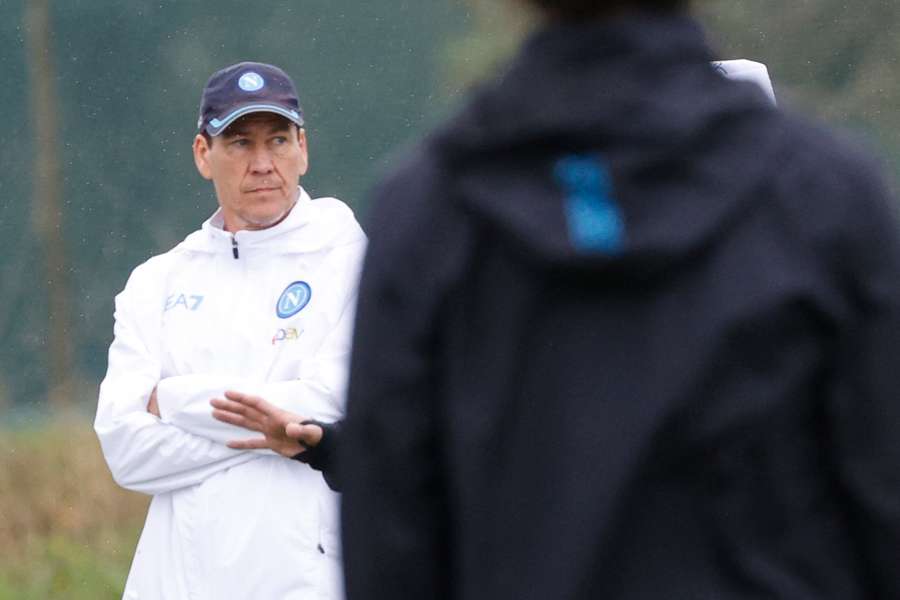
[{"x1": 197, "y1": 61, "x2": 305, "y2": 136}]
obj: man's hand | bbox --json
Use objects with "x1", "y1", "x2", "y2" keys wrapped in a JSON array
[
  {"x1": 286, "y1": 421, "x2": 324, "y2": 447},
  {"x1": 210, "y1": 391, "x2": 322, "y2": 458},
  {"x1": 147, "y1": 386, "x2": 160, "y2": 417}
]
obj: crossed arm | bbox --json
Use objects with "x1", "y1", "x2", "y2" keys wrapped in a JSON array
[
  {"x1": 208, "y1": 391, "x2": 343, "y2": 491},
  {"x1": 96, "y1": 261, "x2": 352, "y2": 496},
  {"x1": 95, "y1": 272, "x2": 258, "y2": 496},
  {"x1": 146, "y1": 387, "x2": 323, "y2": 457}
]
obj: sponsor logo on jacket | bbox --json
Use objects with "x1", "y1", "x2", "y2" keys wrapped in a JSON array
[{"x1": 272, "y1": 327, "x2": 304, "y2": 345}]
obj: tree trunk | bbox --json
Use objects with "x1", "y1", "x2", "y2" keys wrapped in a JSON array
[{"x1": 25, "y1": 0, "x2": 74, "y2": 409}]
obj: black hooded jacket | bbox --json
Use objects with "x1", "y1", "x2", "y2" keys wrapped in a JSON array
[{"x1": 342, "y1": 13, "x2": 900, "y2": 600}]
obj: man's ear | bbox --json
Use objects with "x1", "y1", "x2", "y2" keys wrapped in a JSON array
[
  {"x1": 193, "y1": 134, "x2": 213, "y2": 180},
  {"x1": 297, "y1": 128, "x2": 309, "y2": 177}
]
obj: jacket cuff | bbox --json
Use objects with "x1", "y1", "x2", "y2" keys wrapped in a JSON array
[{"x1": 292, "y1": 420, "x2": 343, "y2": 491}]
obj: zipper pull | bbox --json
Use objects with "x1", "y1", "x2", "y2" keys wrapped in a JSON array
[{"x1": 231, "y1": 235, "x2": 239, "y2": 259}]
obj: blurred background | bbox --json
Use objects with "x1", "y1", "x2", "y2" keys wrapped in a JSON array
[{"x1": 2, "y1": 0, "x2": 899, "y2": 597}]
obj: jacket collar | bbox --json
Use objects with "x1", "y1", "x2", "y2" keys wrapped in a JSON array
[
  {"x1": 173, "y1": 186, "x2": 322, "y2": 256},
  {"x1": 201, "y1": 186, "x2": 313, "y2": 246}
]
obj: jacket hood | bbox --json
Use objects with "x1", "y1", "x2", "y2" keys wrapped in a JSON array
[
  {"x1": 430, "y1": 13, "x2": 784, "y2": 277},
  {"x1": 175, "y1": 187, "x2": 363, "y2": 256}
]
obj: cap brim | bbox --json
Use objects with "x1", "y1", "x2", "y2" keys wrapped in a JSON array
[{"x1": 204, "y1": 103, "x2": 304, "y2": 136}]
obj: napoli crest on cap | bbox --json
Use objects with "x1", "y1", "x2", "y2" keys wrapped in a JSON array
[{"x1": 238, "y1": 72, "x2": 265, "y2": 92}]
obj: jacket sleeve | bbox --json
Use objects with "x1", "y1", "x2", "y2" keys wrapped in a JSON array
[
  {"x1": 95, "y1": 261, "x2": 258, "y2": 496},
  {"x1": 292, "y1": 420, "x2": 343, "y2": 491}
]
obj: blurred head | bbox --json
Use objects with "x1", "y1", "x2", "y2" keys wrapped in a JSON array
[
  {"x1": 193, "y1": 62, "x2": 308, "y2": 232},
  {"x1": 193, "y1": 112, "x2": 309, "y2": 232},
  {"x1": 525, "y1": 0, "x2": 688, "y2": 21}
]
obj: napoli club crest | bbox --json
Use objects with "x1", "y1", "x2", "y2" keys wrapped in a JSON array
[
  {"x1": 238, "y1": 72, "x2": 265, "y2": 92},
  {"x1": 276, "y1": 281, "x2": 312, "y2": 318}
]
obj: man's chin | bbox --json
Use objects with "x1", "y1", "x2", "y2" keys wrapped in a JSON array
[{"x1": 243, "y1": 205, "x2": 294, "y2": 231}]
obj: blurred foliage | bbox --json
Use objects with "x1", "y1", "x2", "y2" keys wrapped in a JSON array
[
  {"x1": 0, "y1": 421, "x2": 148, "y2": 597},
  {"x1": 446, "y1": 0, "x2": 900, "y2": 178},
  {"x1": 441, "y1": 0, "x2": 536, "y2": 92},
  {"x1": 6, "y1": 1, "x2": 895, "y2": 415},
  {"x1": 698, "y1": 0, "x2": 900, "y2": 174}
]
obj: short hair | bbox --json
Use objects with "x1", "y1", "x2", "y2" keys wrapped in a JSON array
[
  {"x1": 528, "y1": 0, "x2": 688, "y2": 19},
  {"x1": 199, "y1": 114, "x2": 300, "y2": 147}
]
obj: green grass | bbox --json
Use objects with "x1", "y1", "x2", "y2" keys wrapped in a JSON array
[
  {"x1": 0, "y1": 530, "x2": 140, "y2": 600},
  {"x1": 0, "y1": 420, "x2": 149, "y2": 599}
]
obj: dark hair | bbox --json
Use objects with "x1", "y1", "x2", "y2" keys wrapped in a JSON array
[
  {"x1": 199, "y1": 115, "x2": 301, "y2": 147},
  {"x1": 528, "y1": 0, "x2": 688, "y2": 20}
]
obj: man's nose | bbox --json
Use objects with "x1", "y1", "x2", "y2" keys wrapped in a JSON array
[{"x1": 249, "y1": 148, "x2": 275, "y2": 173}]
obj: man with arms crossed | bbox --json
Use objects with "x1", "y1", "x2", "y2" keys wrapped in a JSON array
[{"x1": 95, "y1": 61, "x2": 365, "y2": 599}]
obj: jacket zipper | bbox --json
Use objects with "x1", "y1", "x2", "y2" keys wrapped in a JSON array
[{"x1": 231, "y1": 235, "x2": 239, "y2": 259}]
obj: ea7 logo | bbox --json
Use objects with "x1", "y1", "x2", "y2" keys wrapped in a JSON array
[{"x1": 165, "y1": 294, "x2": 204, "y2": 312}]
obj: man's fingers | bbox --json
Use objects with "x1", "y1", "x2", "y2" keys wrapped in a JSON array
[
  {"x1": 226, "y1": 437, "x2": 271, "y2": 450},
  {"x1": 211, "y1": 396, "x2": 252, "y2": 416},
  {"x1": 222, "y1": 391, "x2": 302, "y2": 429},
  {"x1": 212, "y1": 408, "x2": 262, "y2": 432},
  {"x1": 285, "y1": 422, "x2": 323, "y2": 447},
  {"x1": 147, "y1": 386, "x2": 160, "y2": 417},
  {"x1": 224, "y1": 390, "x2": 271, "y2": 412},
  {"x1": 211, "y1": 396, "x2": 269, "y2": 423}
]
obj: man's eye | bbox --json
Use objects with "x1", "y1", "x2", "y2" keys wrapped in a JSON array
[
  {"x1": 272, "y1": 137, "x2": 288, "y2": 145},
  {"x1": 231, "y1": 138, "x2": 250, "y2": 147}
]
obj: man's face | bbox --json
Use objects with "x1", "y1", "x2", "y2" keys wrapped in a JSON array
[{"x1": 193, "y1": 113, "x2": 309, "y2": 232}]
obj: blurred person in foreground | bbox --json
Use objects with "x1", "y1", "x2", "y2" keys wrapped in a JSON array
[
  {"x1": 339, "y1": 0, "x2": 900, "y2": 599},
  {"x1": 95, "y1": 61, "x2": 364, "y2": 599}
]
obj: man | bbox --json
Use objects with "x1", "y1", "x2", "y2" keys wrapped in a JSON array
[
  {"x1": 95, "y1": 61, "x2": 365, "y2": 599},
  {"x1": 339, "y1": 2, "x2": 900, "y2": 600}
]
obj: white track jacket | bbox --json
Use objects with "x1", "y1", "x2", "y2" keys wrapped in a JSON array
[{"x1": 96, "y1": 188, "x2": 366, "y2": 600}]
